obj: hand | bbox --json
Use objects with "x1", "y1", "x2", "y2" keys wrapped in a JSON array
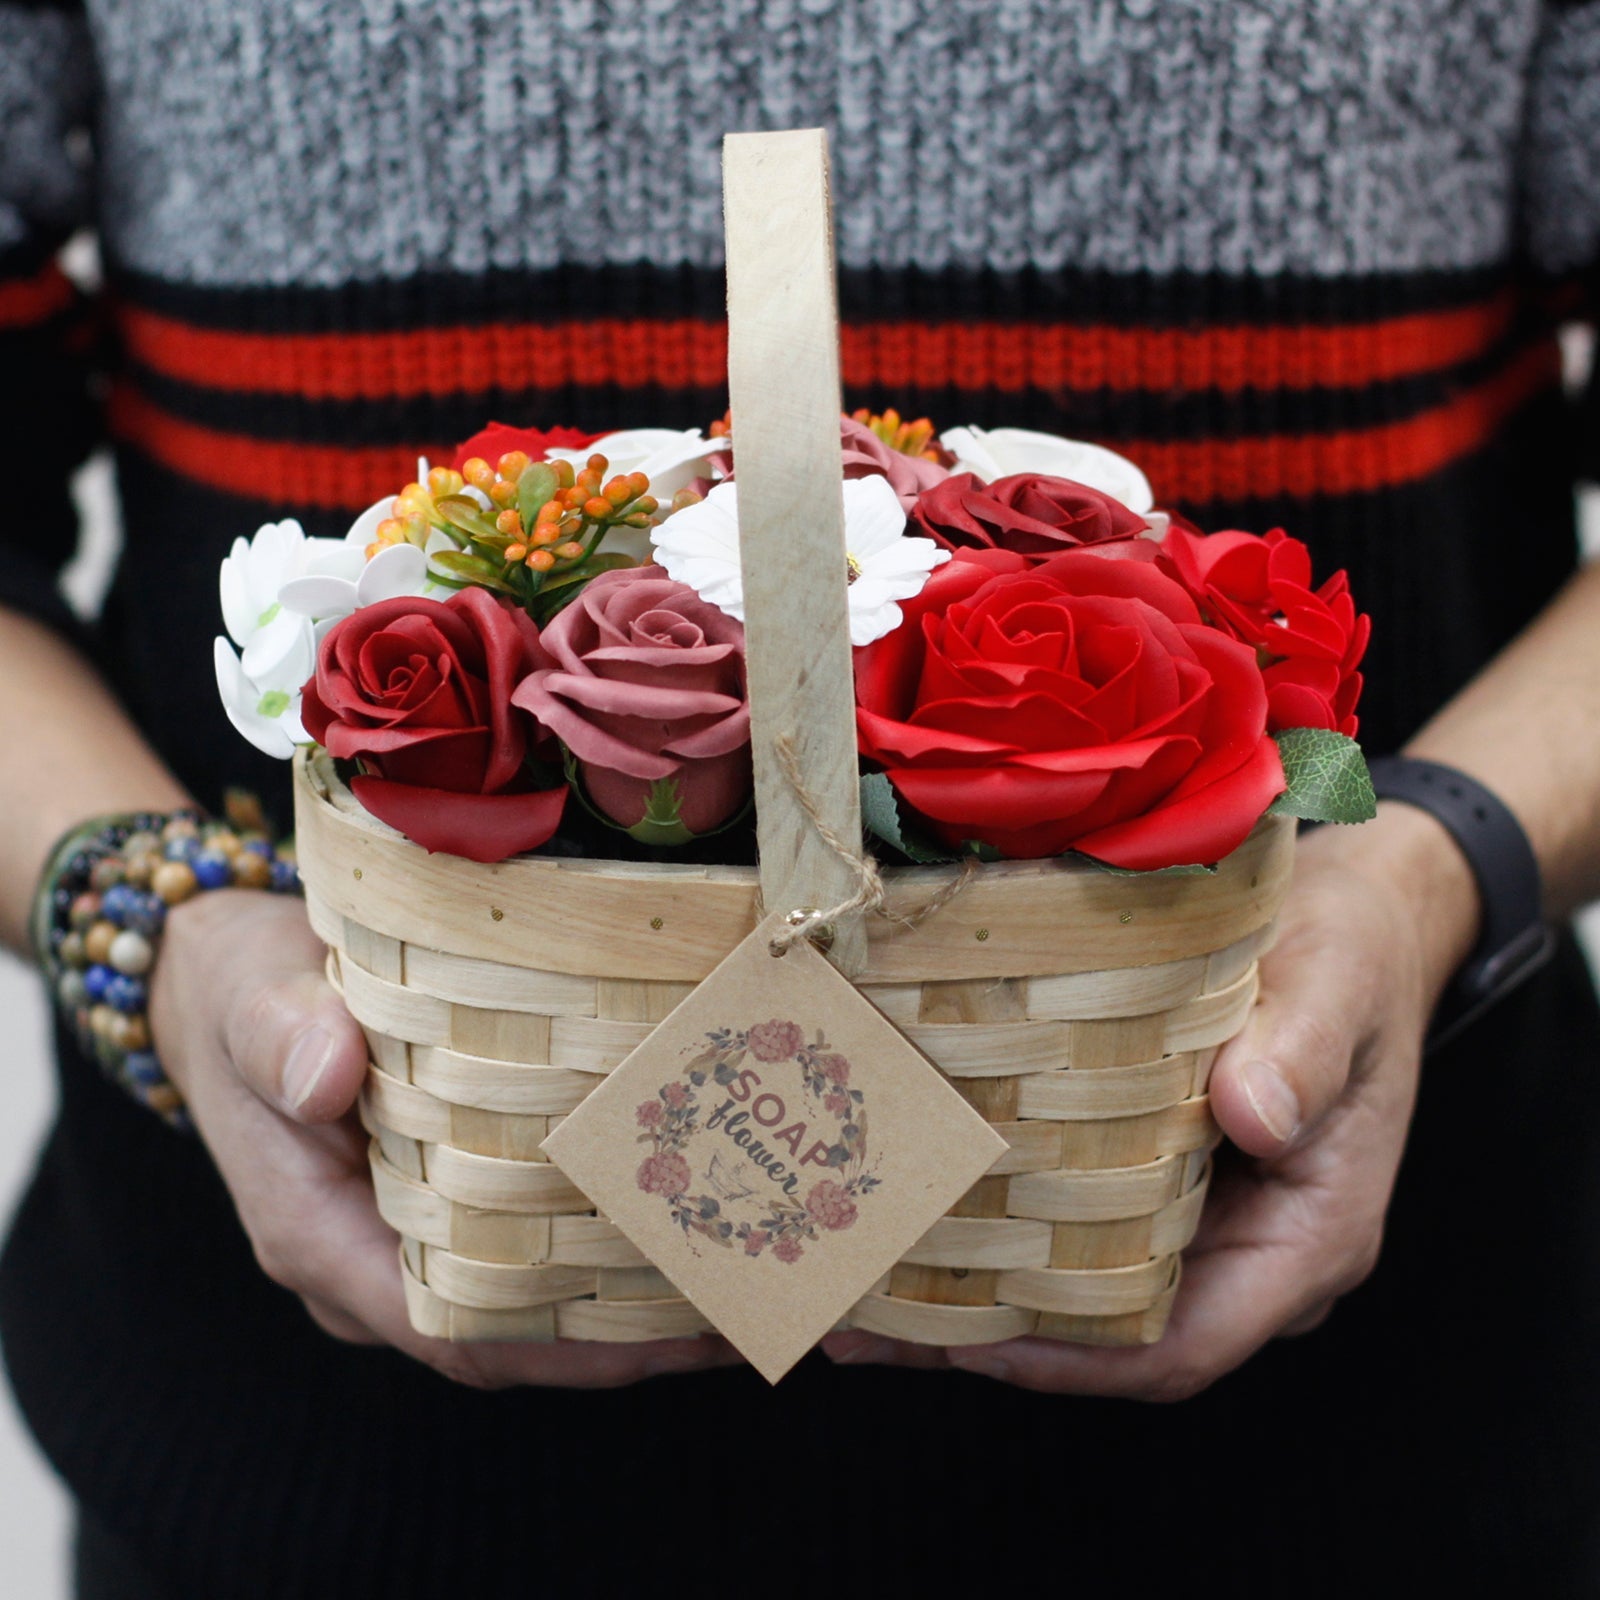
[
  {"x1": 822, "y1": 805, "x2": 1480, "y2": 1398},
  {"x1": 149, "y1": 889, "x2": 740, "y2": 1388}
]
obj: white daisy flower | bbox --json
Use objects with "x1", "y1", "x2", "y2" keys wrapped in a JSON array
[
  {"x1": 651, "y1": 473, "x2": 948, "y2": 647},
  {"x1": 940, "y1": 425, "x2": 1156, "y2": 516}
]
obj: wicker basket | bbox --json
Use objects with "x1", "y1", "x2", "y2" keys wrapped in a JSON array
[
  {"x1": 296, "y1": 749, "x2": 1293, "y2": 1348},
  {"x1": 294, "y1": 130, "x2": 1296, "y2": 1353}
]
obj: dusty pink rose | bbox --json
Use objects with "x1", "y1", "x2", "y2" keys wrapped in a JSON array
[
  {"x1": 772, "y1": 1237, "x2": 804, "y2": 1264},
  {"x1": 662, "y1": 1082, "x2": 689, "y2": 1109},
  {"x1": 744, "y1": 1230, "x2": 769, "y2": 1256},
  {"x1": 747, "y1": 1019, "x2": 805, "y2": 1062},
  {"x1": 824, "y1": 1091, "x2": 849, "y2": 1116},
  {"x1": 635, "y1": 1100, "x2": 664, "y2": 1128},
  {"x1": 839, "y1": 416, "x2": 951, "y2": 511},
  {"x1": 817, "y1": 1053, "x2": 851, "y2": 1086},
  {"x1": 636, "y1": 1151, "x2": 691, "y2": 1197},
  {"x1": 805, "y1": 1180, "x2": 859, "y2": 1232},
  {"x1": 512, "y1": 566, "x2": 751, "y2": 836}
]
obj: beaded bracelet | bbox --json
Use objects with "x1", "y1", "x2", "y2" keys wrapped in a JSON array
[{"x1": 31, "y1": 796, "x2": 301, "y2": 1130}]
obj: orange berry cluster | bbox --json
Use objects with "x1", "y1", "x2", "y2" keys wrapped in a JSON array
[
  {"x1": 851, "y1": 407, "x2": 943, "y2": 463},
  {"x1": 460, "y1": 451, "x2": 658, "y2": 572},
  {"x1": 366, "y1": 467, "x2": 469, "y2": 559}
]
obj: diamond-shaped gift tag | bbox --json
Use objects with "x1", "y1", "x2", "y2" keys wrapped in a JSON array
[{"x1": 542, "y1": 917, "x2": 1007, "y2": 1383}]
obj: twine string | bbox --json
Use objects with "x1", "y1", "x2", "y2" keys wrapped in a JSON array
[{"x1": 765, "y1": 733, "x2": 978, "y2": 955}]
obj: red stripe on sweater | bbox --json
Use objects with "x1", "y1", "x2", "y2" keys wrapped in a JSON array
[
  {"x1": 108, "y1": 339, "x2": 1558, "y2": 513},
  {"x1": 0, "y1": 262, "x2": 76, "y2": 330},
  {"x1": 116, "y1": 292, "x2": 1517, "y2": 400}
]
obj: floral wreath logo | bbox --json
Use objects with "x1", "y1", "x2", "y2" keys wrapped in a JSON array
[{"x1": 634, "y1": 1018, "x2": 880, "y2": 1264}]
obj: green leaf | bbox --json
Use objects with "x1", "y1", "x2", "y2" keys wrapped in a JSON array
[
  {"x1": 516, "y1": 462, "x2": 560, "y2": 528},
  {"x1": 625, "y1": 778, "x2": 696, "y2": 847},
  {"x1": 1076, "y1": 853, "x2": 1217, "y2": 877},
  {"x1": 1268, "y1": 727, "x2": 1377, "y2": 824},
  {"x1": 434, "y1": 494, "x2": 503, "y2": 543},
  {"x1": 427, "y1": 550, "x2": 516, "y2": 595},
  {"x1": 526, "y1": 554, "x2": 637, "y2": 622},
  {"x1": 859, "y1": 773, "x2": 959, "y2": 863}
]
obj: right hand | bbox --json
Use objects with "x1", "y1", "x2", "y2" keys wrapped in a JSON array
[{"x1": 149, "y1": 888, "x2": 741, "y2": 1388}]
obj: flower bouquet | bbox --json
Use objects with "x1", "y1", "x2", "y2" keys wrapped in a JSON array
[{"x1": 218, "y1": 402, "x2": 1372, "y2": 1349}]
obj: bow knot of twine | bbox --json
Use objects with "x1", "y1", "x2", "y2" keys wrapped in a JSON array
[{"x1": 766, "y1": 733, "x2": 977, "y2": 956}]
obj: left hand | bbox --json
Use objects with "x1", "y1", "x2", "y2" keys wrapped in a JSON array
[{"x1": 821, "y1": 807, "x2": 1478, "y2": 1399}]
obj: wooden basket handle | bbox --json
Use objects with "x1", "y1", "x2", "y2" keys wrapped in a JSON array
[{"x1": 723, "y1": 130, "x2": 867, "y2": 973}]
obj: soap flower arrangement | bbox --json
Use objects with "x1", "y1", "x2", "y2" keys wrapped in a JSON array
[{"x1": 215, "y1": 412, "x2": 1374, "y2": 868}]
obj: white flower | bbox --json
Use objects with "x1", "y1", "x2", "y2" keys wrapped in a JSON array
[
  {"x1": 940, "y1": 425, "x2": 1156, "y2": 516},
  {"x1": 215, "y1": 519, "x2": 331, "y2": 758},
  {"x1": 214, "y1": 633, "x2": 312, "y2": 759},
  {"x1": 652, "y1": 474, "x2": 948, "y2": 647},
  {"x1": 276, "y1": 496, "x2": 447, "y2": 622}
]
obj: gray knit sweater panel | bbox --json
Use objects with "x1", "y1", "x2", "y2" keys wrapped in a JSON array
[{"x1": 7, "y1": 1, "x2": 1600, "y2": 284}]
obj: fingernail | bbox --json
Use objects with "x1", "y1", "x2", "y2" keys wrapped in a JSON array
[
  {"x1": 948, "y1": 1347, "x2": 1011, "y2": 1383},
  {"x1": 283, "y1": 1026, "x2": 335, "y2": 1112},
  {"x1": 828, "y1": 1333, "x2": 892, "y2": 1366},
  {"x1": 1240, "y1": 1058, "x2": 1301, "y2": 1145}
]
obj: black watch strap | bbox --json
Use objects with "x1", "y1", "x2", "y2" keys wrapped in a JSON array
[{"x1": 1366, "y1": 755, "x2": 1555, "y2": 1051}]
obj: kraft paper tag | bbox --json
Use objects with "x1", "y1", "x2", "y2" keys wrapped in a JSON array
[{"x1": 542, "y1": 917, "x2": 1007, "y2": 1382}]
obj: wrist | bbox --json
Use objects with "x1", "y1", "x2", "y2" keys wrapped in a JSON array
[
  {"x1": 34, "y1": 806, "x2": 300, "y2": 1127},
  {"x1": 1319, "y1": 800, "x2": 1482, "y2": 1006}
]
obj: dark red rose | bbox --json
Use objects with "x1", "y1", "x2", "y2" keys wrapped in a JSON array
[
  {"x1": 512, "y1": 566, "x2": 751, "y2": 836},
  {"x1": 854, "y1": 549, "x2": 1284, "y2": 867},
  {"x1": 909, "y1": 472, "x2": 1150, "y2": 561},
  {"x1": 300, "y1": 587, "x2": 566, "y2": 862},
  {"x1": 450, "y1": 421, "x2": 603, "y2": 471},
  {"x1": 1158, "y1": 525, "x2": 1369, "y2": 737}
]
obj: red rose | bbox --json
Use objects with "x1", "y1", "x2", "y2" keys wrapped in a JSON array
[
  {"x1": 1159, "y1": 525, "x2": 1369, "y2": 736},
  {"x1": 909, "y1": 472, "x2": 1150, "y2": 561},
  {"x1": 512, "y1": 567, "x2": 751, "y2": 836},
  {"x1": 450, "y1": 421, "x2": 602, "y2": 471},
  {"x1": 300, "y1": 587, "x2": 567, "y2": 863},
  {"x1": 854, "y1": 549, "x2": 1284, "y2": 868}
]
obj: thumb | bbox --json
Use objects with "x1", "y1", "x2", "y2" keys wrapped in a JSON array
[
  {"x1": 1208, "y1": 933, "x2": 1357, "y2": 1160},
  {"x1": 224, "y1": 962, "x2": 370, "y2": 1126}
]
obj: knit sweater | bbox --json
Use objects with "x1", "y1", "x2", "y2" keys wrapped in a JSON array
[{"x1": 4, "y1": 3, "x2": 1600, "y2": 1594}]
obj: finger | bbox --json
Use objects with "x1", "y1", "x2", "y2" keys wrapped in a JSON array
[
  {"x1": 943, "y1": 1231, "x2": 1317, "y2": 1400},
  {"x1": 820, "y1": 1330, "x2": 952, "y2": 1370},
  {"x1": 1207, "y1": 924, "x2": 1362, "y2": 1159},
  {"x1": 280, "y1": 1145, "x2": 744, "y2": 1388},
  {"x1": 222, "y1": 951, "x2": 370, "y2": 1126},
  {"x1": 1278, "y1": 1299, "x2": 1335, "y2": 1337},
  {"x1": 301, "y1": 1293, "x2": 384, "y2": 1345}
]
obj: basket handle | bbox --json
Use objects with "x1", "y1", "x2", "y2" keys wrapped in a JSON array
[{"x1": 723, "y1": 130, "x2": 867, "y2": 974}]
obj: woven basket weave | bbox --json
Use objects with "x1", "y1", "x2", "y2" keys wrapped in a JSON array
[{"x1": 296, "y1": 749, "x2": 1293, "y2": 1348}]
